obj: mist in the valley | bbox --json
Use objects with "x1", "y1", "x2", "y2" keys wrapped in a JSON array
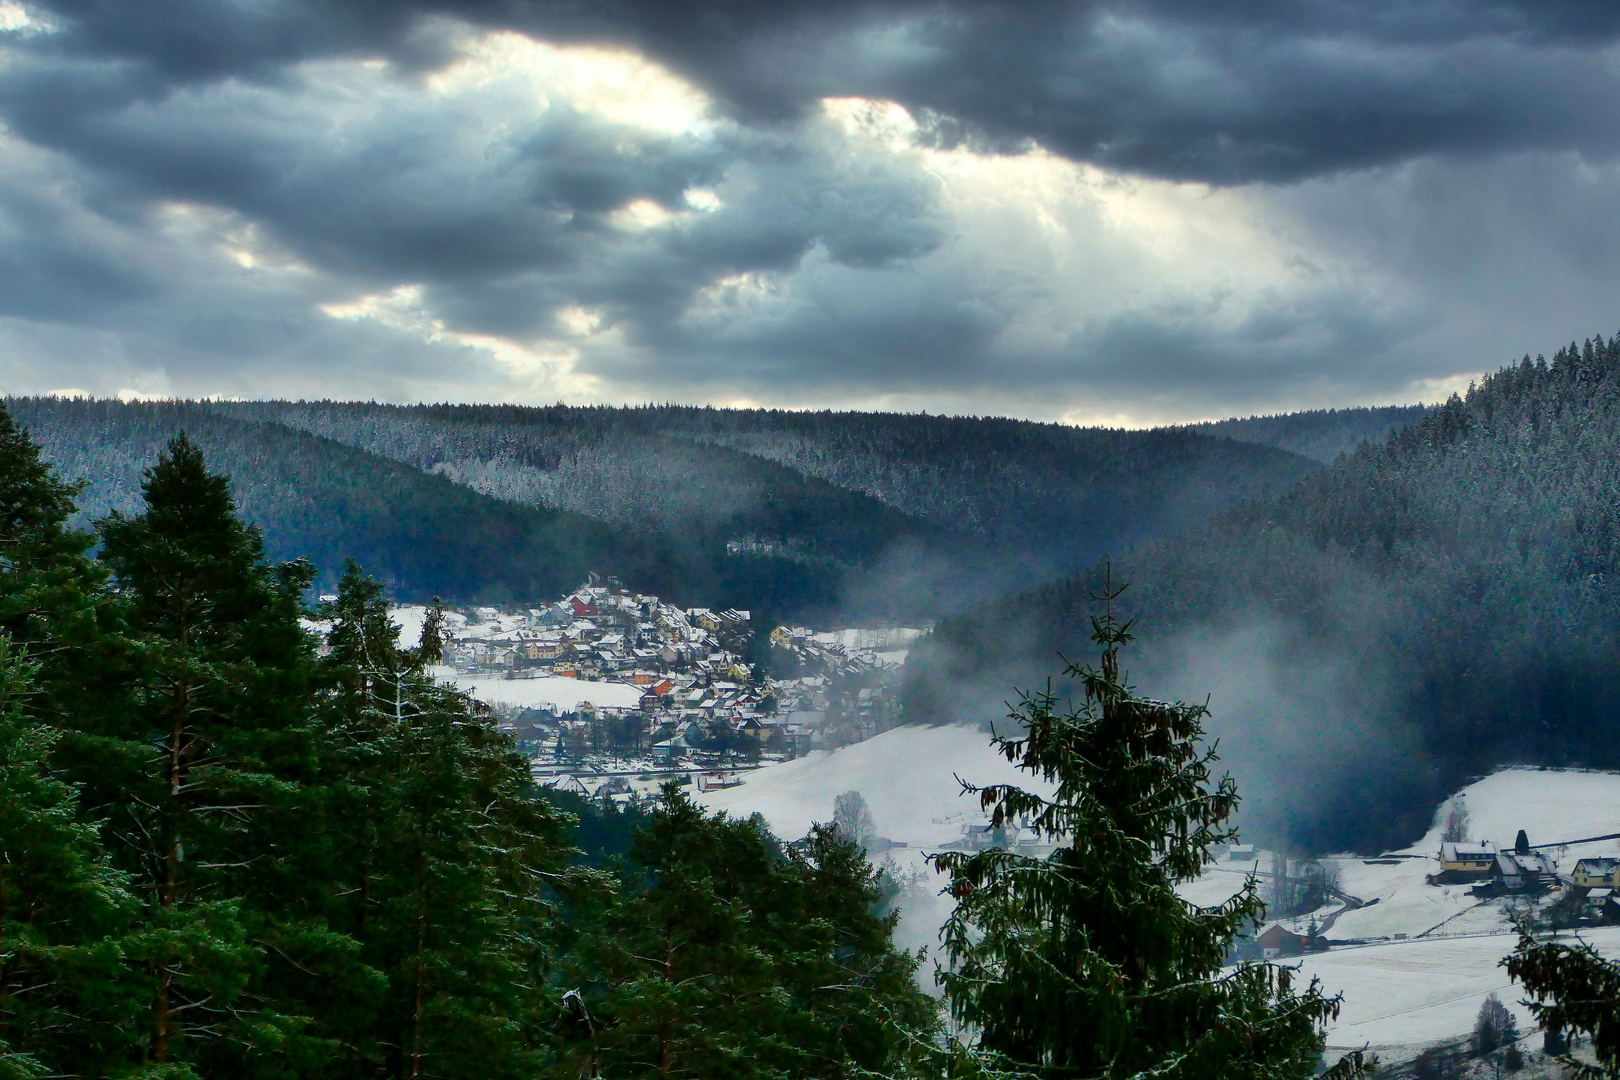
[
  {"x1": 1128, "y1": 615, "x2": 1431, "y2": 854},
  {"x1": 900, "y1": 578, "x2": 1449, "y2": 856}
]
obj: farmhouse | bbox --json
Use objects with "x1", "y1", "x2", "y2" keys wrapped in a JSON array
[
  {"x1": 1435, "y1": 841, "x2": 1496, "y2": 882},
  {"x1": 1470, "y1": 850, "x2": 1558, "y2": 896},
  {"x1": 1573, "y1": 857, "x2": 1620, "y2": 889},
  {"x1": 1256, "y1": 924, "x2": 1306, "y2": 959}
]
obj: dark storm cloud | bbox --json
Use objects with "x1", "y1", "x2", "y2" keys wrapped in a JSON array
[
  {"x1": 25, "y1": 0, "x2": 1620, "y2": 184},
  {"x1": 4, "y1": 0, "x2": 1620, "y2": 414}
]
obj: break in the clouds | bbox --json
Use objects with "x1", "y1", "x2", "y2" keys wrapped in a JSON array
[{"x1": 3, "y1": 1, "x2": 1620, "y2": 422}]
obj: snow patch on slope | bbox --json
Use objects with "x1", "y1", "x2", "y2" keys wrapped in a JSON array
[
  {"x1": 697, "y1": 722, "x2": 1051, "y2": 957},
  {"x1": 455, "y1": 674, "x2": 646, "y2": 712}
]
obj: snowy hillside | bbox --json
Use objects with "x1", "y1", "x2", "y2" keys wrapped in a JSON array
[
  {"x1": 1406, "y1": 768, "x2": 1620, "y2": 856},
  {"x1": 1209, "y1": 767, "x2": 1620, "y2": 1058},
  {"x1": 1305, "y1": 927, "x2": 1620, "y2": 1055},
  {"x1": 696, "y1": 721, "x2": 1041, "y2": 845},
  {"x1": 699, "y1": 731, "x2": 1620, "y2": 1059}
]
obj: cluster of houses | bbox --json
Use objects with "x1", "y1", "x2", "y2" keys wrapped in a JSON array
[
  {"x1": 1436, "y1": 839, "x2": 1620, "y2": 923},
  {"x1": 423, "y1": 582, "x2": 913, "y2": 798},
  {"x1": 445, "y1": 583, "x2": 757, "y2": 685}
]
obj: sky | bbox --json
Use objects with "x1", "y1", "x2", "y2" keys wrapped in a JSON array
[{"x1": 4, "y1": 1, "x2": 1620, "y2": 425}]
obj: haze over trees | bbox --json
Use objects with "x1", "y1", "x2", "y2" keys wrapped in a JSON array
[
  {"x1": 1183, "y1": 405, "x2": 1429, "y2": 463},
  {"x1": 930, "y1": 588, "x2": 1364, "y2": 1078},
  {"x1": 906, "y1": 334, "x2": 1620, "y2": 853}
]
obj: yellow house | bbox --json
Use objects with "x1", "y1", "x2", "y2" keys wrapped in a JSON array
[
  {"x1": 1438, "y1": 841, "x2": 1496, "y2": 877},
  {"x1": 1573, "y1": 857, "x2": 1620, "y2": 888}
]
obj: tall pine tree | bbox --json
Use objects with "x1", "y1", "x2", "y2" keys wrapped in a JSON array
[
  {"x1": 564, "y1": 785, "x2": 936, "y2": 1080},
  {"x1": 90, "y1": 434, "x2": 328, "y2": 1073},
  {"x1": 932, "y1": 577, "x2": 1356, "y2": 1079}
]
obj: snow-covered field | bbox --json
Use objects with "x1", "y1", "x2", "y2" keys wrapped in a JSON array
[
  {"x1": 696, "y1": 721, "x2": 1038, "y2": 845},
  {"x1": 1301, "y1": 928, "x2": 1620, "y2": 1056},
  {"x1": 694, "y1": 725, "x2": 1620, "y2": 1055},
  {"x1": 454, "y1": 673, "x2": 647, "y2": 712}
]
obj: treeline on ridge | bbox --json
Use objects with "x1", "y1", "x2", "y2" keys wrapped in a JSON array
[
  {"x1": 1181, "y1": 404, "x2": 1429, "y2": 463},
  {"x1": 905, "y1": 336, "x2": 1620, "y2": 855},
  {"x1": 16, "y1": 397, "x2": 1329, "y2": 625},
  {"x1": 13, "y1": 398, "x2": 861, "y2": 619}
]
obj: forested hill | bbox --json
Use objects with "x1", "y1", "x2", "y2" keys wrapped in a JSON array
[
  {"x1": 904, "y1": 338, "x2": 1620, "y2": 854},
  {"x1": 1180, "y1": 404, "x2": 1430, "y2": 462},
  {"x1": 12, "y1": 398, "x2": 682, "y2": 606},
  {"x1": 218, "y1": 401, "x2": 1319, "y2": 602},
  {"x1": 17, "y1": 397, "x2": 1320, "y2": 622}
]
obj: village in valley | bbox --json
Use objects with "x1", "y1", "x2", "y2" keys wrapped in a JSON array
[{"x1": 382, "y1": 579, "x2": 924, "y2": 798}]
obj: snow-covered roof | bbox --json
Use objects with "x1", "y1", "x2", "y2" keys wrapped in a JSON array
[{"x1": 1439, "y1": 841, "x2": 1495, "y2": 861}]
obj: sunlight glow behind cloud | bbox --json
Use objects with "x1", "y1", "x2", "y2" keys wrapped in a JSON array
[{"x1": 7, "y1": 2, "x2": 1619, "y2": 420}]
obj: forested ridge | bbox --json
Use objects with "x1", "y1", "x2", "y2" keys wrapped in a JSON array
[
  {"x1": 10, "y1": 398, "x2": 894, "y2": 619},
  {"x1": 218, "y1": 399, "x2": 1319, "y2": 610},
  {"x1": 905, "y1": 336, "x2": 1620, "y2": 854},
  {"x1": 0, "y1": 409, "x2": 1359, "y2": 1079},
  {"x1": 13, "y1": 397, "x2": 1325, "y2": 624}
]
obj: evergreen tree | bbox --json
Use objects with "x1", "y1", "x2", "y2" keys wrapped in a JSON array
[
  {"x1": 415, "y1": 596, "x2": 447, "y2": 666},
  {"x1": 0, "y1": 401, "x2": 99, "y2": 656},
  {"x1": 932, "y1": 578, "x2": 1354, "y2": 1079},
  {"x1": 0, "y1": 402, "x2": 125, "y2": 783},
  {"x1": 568, "y1": 786, "x2": 768, "y2": 1080},
  {"x1": 775, "y1": 822, "x2": 938, "y2": 1079},
  {"x1": 1507, "y1": 930, "x2": 1620, "y2": 1077},
  {"x1": 564, "y1": 786, "x2": 935, "y2": 1080},
  {"x1": 317, "y1": 561, "x2": 574, "y2": 1080},
  {"x1": 89, "y1": 433, "x2": 329, "y2": 1072},
  {"x1": 0, "y1": 638, "x2": 143, "y2": 1078}
]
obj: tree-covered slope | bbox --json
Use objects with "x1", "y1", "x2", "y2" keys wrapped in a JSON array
[
  {"x1": 1180, "y1": 404, "x2": 1430, "y2": 462},
  {"x1": 18, "y1": 397, "x2": 1325, "y2": 623},
  {"x1": 11, "y1": 399, "x2": 697, "y2": 607},
  {"x1": 215, "y1": 401, "x2": 948, "y2": 572},
  {"x1": 905, "y1": 338, "x2": 1620, "y2": 854},
  {"x1": 218, "y1": 401, "x2": 1319, "y2": 601}
]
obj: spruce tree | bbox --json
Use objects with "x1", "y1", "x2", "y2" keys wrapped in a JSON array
[
  {"x1": 0, "y1": 402, "x2": 125, "y2": 788},
  {"x1": 565, "y1": 785, "x2": 935, "y2": 1080},
  {"x1": 1507, "y1": 931, "x2": 1620, "y2": 1077},
  {"x1": 90, "y1": 433, "x2": 330, "y2": 1072},
  {"x1": 932, "y1": 578, "x2": 1355, "y2": 1079},
  {"x1": 0, "y1": 402, "x2": 100, "y2": 661},
  {"x1": 568, "y1": 786, "x2": 794, "y2": 1080},
  {"x1": 318, "y1": 561, "x2": 573, "y2": 1080},
  {"x1": 0, "y1": 638, "x2": 143, "y2": 1078},
  {"x1": 776, "y1": 822, "x2": 938, "y2": 1079}
]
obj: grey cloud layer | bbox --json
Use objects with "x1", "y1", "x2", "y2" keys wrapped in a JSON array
[
  {"x1": 2, "y1": 1, "x2": 1620, "y2": 415},
  {"x1": 30, "y1": 0, "x2": 1620, "y2": 183}
]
